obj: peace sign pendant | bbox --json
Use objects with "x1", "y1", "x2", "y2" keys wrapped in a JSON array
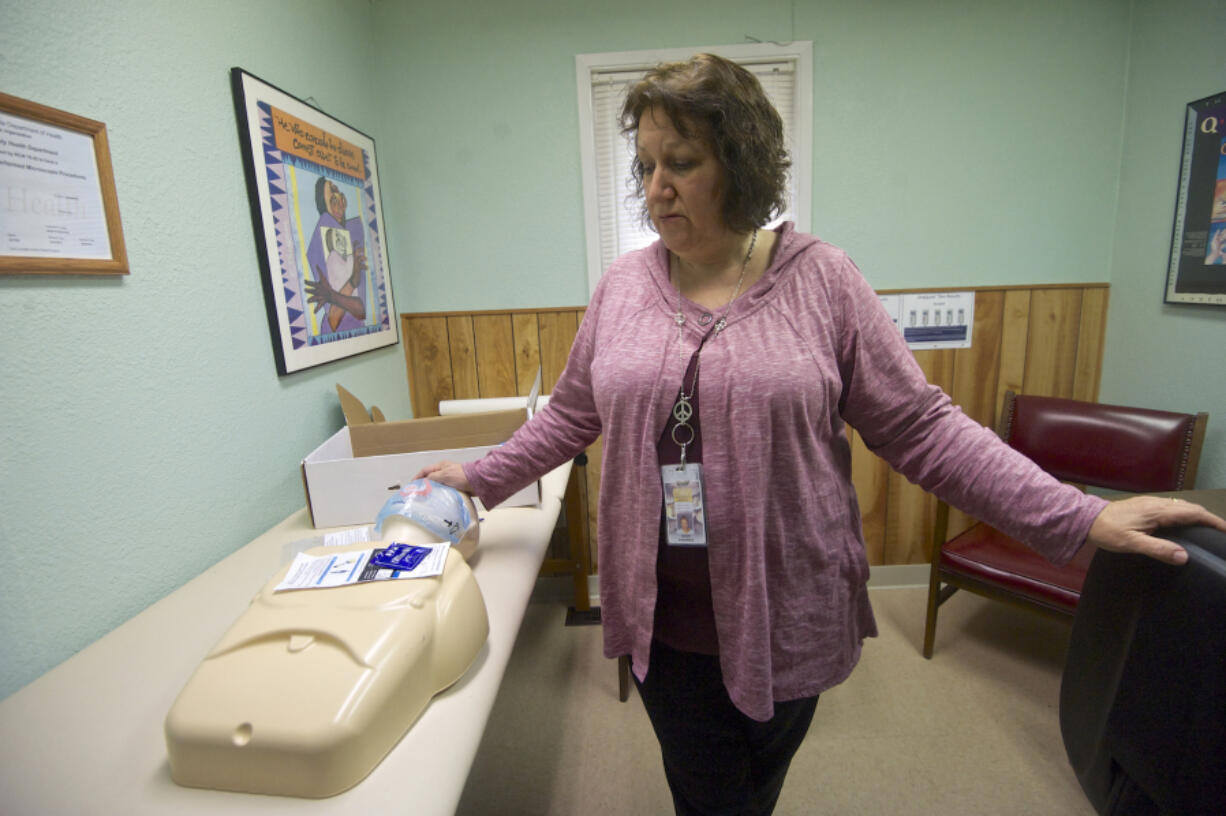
[{"x1": 672, "y1": 395, "x2": 694, "y2": 424}]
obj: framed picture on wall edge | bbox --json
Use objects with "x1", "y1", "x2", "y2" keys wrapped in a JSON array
[
  {"x1": 231, "y1": 68, "x2": 399, "y2": 375},
  {"x1": 1165, "y1": 90, "x2": 1226, "y2": 307}
]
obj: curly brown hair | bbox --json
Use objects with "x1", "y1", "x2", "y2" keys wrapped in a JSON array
[{"x1": 620, "y1": 53, "x2": 791, "y2": 234}]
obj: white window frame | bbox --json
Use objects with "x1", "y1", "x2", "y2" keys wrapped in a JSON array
[{"x1": 575, "y1": 41, "x2": 813, "y2": 297}]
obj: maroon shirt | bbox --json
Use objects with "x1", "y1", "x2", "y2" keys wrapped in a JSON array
[{"x1": 655, "y1": 344, "x2": 719, "y2": 654}]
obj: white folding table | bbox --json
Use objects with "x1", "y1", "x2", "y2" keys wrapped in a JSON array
[{"x1": 0, "y1": 462, "x2": 571, "y2": 815}]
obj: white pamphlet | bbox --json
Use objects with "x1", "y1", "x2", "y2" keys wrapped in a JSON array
[{"x1": 273, "y1": 543, "x2": 450, "y2": 592}]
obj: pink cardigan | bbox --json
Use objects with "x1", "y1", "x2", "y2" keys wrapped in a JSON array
[{"x1": 465, "y1": 223, "x2": 1106, "y2": 721}]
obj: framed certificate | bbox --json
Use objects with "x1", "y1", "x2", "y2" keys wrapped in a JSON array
[
  {"x1": 1165, "y1": 91, "x2": 1226, "y2": 306},
  {"x1": 0, "y1": 92, "x2": 128, "y2": 275}
]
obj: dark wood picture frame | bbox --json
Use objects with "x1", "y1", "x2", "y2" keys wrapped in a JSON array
[
  {"x1": 1165, "y1": 90, "x2": 1226, "y2": 306},
  {"x1": 230, "y1": 69, "x2": 399, "y2": 375}
]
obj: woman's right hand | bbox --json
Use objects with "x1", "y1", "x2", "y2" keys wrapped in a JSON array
[{"x1": 414, "y1": 460, "x2": 472, "y2": 493}]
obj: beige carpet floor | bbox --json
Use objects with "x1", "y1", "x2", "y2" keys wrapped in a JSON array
[{"x1": 456, "y1": 586, "x2": 1095, "y2": 815}]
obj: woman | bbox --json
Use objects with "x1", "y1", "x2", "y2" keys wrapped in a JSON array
[{"x1": 418, "y1": 54, "x2": 1226, "y2": 815}]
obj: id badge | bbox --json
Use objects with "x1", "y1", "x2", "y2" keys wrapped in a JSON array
[{"x1": 662, "y1": 463, "x2": 707, "y2": 546}]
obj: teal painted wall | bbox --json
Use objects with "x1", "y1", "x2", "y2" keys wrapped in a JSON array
[
  {"x1": 0, "y1": 0, "x2": 410, "y2": 700},
  {"x1": 1, "y1": 0, "x2": 1220, "y2": 700},
  {"x1": 1099, "y1": 0, "x2": 1226, "y2": 488},
  {"x1": 372, "y1": 0, "x2": 1132, "y2": 307}
]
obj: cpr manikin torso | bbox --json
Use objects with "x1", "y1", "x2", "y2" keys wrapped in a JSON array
[{"x1": 165, "y1": 481, "x2": 487, "y2": 798}]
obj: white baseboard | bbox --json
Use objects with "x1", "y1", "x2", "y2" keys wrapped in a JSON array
[
  {"x1": 531, "y1": 563, "x2": 930, "y2": 607},
  {"x1": 866, "y1": 563, "x2": 931, "y2": 589}
]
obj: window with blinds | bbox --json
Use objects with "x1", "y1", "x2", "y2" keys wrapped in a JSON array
[{"x1": 576, "y1": 43, "x2": 813, "y2": 296}]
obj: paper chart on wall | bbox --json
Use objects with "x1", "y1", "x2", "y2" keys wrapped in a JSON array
[{"x1": 877, "y1": 291, "x2": 975, "y2": 350}]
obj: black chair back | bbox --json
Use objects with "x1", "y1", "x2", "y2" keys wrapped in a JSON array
[{"x1": 1060, "y1": 517, "x2": 1226, "y2": 814}]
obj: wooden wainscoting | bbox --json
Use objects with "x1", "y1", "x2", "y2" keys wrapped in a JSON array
[
  {"x1": 401, "y1": 283, "x2": 1108, "y2": 569},
  {"x1": 851, "y1": 284, "x2": 1109, "y2": 565},
  {"x1": 401, "y1": 307, "x2": 602, "y2": 581}
]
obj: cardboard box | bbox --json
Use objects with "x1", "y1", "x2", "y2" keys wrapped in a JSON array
[{"x1": 300, "y1": 378, "x2": 540, "y2": 528}]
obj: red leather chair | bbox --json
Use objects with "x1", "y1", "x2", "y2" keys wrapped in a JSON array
[{"x1": 922, "y1": 391, "x2": 1207, "y2": 659}]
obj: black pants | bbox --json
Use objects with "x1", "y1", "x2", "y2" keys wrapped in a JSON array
[{"x1": 633, "y1": 641, "x2": 819, "y2": 816}]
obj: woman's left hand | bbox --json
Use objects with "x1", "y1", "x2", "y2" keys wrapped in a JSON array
[{"x1": 1087, "y1": 496, "x2": 1226, "y2": 565}]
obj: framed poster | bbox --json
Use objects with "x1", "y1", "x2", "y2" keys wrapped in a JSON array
[
  {"x1": 1165, "y1": 90, "x2": 1226, "y2": 306},
  {"x1": 231, "y1": 68, "x2": 398, "y2": 374},
  {"x1": 0, "y1": 92, "x2": 128, "y2": 275}
]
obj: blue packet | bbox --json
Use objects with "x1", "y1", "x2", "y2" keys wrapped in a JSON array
[{"x1": 369, "y1": 543, "x2": 434, "y2": 572}]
